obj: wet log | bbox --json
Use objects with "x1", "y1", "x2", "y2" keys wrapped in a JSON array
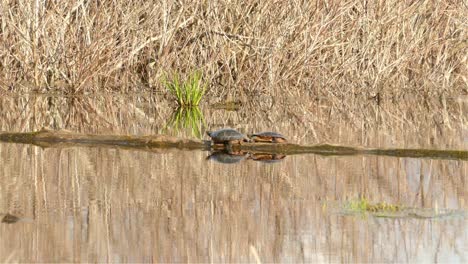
[
  {"x1": 0, "y1": 128, "x2": 209, "y2": 150},
  {"x1": 0, "y1": 129, "x2": 466, "y2": 160}
]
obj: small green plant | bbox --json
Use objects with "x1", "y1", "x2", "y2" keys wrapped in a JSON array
[{"x1": 163, "y1": 71, "x2": 207, "y2": 107}]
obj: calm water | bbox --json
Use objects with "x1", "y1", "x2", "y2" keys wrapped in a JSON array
[{"x1": 0, "y1": 95, "x2": 466, "y2": 262}]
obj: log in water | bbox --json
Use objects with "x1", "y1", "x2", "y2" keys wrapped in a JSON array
[{"x1": 0, "y1": 129, "x2": 466, "y2": 160}]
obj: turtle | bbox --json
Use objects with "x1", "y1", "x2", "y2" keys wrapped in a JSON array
[
  {"x1": 206, "y1": 129, "x2": 250, "y2": 145},
  {"x1": 206, "y1": 151, "x2": 248, "y2": 164},
  {"x1": 248, "y1": 131, "x2": 287, "y2": 143}
]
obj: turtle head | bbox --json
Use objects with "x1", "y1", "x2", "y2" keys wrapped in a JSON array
[
  {"x1": 206, "y1": 131, "x2": 213, "y2": 137},
  {"x1": 247, "y1": 134, "x2": 257, "y2": 142}
]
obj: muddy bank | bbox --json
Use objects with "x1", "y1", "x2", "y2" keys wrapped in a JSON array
[{"x1": 0, "y1": 129, "x2": 466, "y2": 160}]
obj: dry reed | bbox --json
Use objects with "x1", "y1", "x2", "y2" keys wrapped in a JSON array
[{"x1": 0, "y1": 0, "x2": 466, "y2": 100}]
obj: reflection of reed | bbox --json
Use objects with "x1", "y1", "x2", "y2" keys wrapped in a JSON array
[
  {"x1": 166, "y1": 107, "x2": 205, "y2": 138},
  {"x1": 0, "y1": 95, "x2": 170, "y2": 134},
  {"x1": 0, "y1": 95, "x2": 465, "y2": 149},
  {"x1": 0, "y1": 143, "x2": 465, "y2": 262}
]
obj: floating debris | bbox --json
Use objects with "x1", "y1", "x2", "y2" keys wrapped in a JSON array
[{"x1": 2, "y1": 213, "x2": 20, "y2": 224}]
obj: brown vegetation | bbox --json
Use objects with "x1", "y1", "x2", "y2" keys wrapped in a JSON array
[{"x1": 0, "y1": 0, "x2": 466, "y2": 99}]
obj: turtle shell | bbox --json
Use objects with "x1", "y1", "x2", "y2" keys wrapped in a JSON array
[
  {"x1": 206, "y1": 129, "x2": 249, "y2": 143},
  {"x1": 249, "y1": 131, "x2": 287, "y2": 143}
]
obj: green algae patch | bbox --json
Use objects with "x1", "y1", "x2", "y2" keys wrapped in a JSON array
[
  {"x1": 346, "y1": 198, "x2": 402, "y2": 213},
  {"x1": 343, "y1": 198, "x2": 404, "y2": 218},
  {"x1": 328, "y1": 198, "x2": 467, "y2": 220}
]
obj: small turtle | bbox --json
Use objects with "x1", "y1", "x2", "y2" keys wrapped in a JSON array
[
  {"x1": 206, "y1": 151, "x2": 248, "y2": 164},
  {"x1": 249, "y1": 132, "x2": 287, "y2": 143},
  {"x1": 206, "y1": 129, "x2": 250, "y2": 145}
]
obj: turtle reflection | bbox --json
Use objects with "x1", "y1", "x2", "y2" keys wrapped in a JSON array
[
  {"x1": 207, "y1": 151, "x2": 286, "y2": 164},
  {"x1": 249, "y1": 153, "x2": 286, "y2": 163},
  {"x1": 206, "y1": 150, "x2": 249, "y2": 164}
]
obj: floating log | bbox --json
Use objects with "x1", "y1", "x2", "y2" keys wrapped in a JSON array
[
  {"x1": 0, "y1": 129, "x2": 466, "y2": 160},
  {"x1": 0, "y1": 129, "x2": 208, "y2": 150}
]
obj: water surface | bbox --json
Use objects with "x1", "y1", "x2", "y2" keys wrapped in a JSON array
[{"x1": 0, "y1": 95, "x2": 466, "y2": 262}]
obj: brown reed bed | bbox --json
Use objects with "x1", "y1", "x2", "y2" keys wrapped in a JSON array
[{"x1": 0, "y1": 0, "x2": 466, "y2": 101}]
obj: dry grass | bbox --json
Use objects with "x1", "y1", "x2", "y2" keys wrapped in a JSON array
[{"x1": 0, "y1": 0, "x2": 466, "y2": 99}]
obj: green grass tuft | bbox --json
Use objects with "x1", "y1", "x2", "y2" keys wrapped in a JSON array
[{"x1": 163, "y1": 71, "x2": 207, "y2": 107}]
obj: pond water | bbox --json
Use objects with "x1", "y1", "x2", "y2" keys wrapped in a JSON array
[{"x1": 0, "y1": 95, "x2": 466, "y2": 262}]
